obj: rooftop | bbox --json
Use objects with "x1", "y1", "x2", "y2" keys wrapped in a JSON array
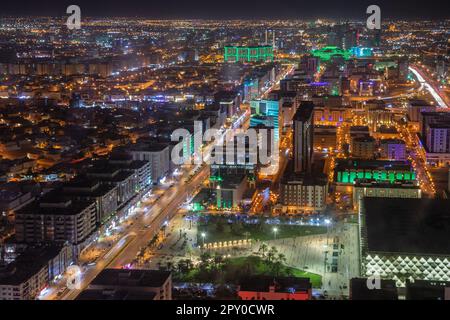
[
  {"x1": 0, "y1": 245, "x2": 66, "y2": 286},
  {"x1": 293, "y1": 101, "x2": 314, "y2": 122},
  {"x1": 76, "y1": 289, "x2": 157, "y2": 300},
  {"x1": 90, "y1": 269, "x2": 171, "y2": 288},
  {"x1": 362, "y1": 198, "x2": 450, "y2": 256}
]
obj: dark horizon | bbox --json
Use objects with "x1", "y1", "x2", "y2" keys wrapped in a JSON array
[{"x1": 1, "y1": 0, "x2": 449, "y2": 20}]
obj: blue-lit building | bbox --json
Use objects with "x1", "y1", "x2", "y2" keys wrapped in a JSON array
[{"x1": 250, "y1": 99, "x2": 282, "y2": 143}]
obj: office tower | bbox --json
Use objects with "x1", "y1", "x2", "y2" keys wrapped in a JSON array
[{"x1": 293, "y1": 101, "x2": 315, "y2": 173}]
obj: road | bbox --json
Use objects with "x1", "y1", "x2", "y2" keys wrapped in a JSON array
[
  {"x1": 409, "y1": 65, "x2": 448, "y2": 108},
  {"x1": 51, "y1": 64, "x2": 294, "y2": 300}
]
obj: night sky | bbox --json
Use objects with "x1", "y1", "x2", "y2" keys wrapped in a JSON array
[{"x1": 1, "y1": 0, "x2": 449, "y2": 19}]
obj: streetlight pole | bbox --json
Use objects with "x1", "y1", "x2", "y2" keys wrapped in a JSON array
[
  {"x1": 201, "y1": 232, "x2": 206, "y2": 247},
  {"x1": 273, "y1": 227, "x2": 278, "y2": 240}
]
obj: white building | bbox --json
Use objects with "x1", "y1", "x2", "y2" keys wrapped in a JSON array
[{"x1": 129, "y1": 144, "x2": 170, "y2": 184}]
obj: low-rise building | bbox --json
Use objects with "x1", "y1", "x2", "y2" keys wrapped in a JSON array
[
  {"x1": 0, "y1": 245, "x2": 73, "y2": 300},
  {"x1": 380, "y1": 139, "x2": 406, "y2": 161},
  {"x1": 78, "y1": 269, "x2": 172, "y2": 300},
  {"x1": 351, "y1": 136, "x2": 376, "y2": 159},
  {"x1": 238, "y1": 276, "x2": 312, "y2": 300}
]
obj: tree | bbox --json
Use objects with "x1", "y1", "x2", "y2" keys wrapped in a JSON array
[
  {"x1": 272, "y1": 253, "x2": 287, "y2": 276},
  {"x1": 266, "y1": 246, "x2": 278, "y2": 264},
  {"x1": 258, "y1": 243, "x2": 268, "y2": 258}
]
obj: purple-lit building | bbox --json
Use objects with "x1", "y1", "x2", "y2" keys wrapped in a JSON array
[{"x1": 380, "y1": 139, "x2": 406, "y2": 161}]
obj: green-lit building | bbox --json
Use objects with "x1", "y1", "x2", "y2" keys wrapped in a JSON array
[
  {"x1": 335, "y1": 159, "x2": 416, "y2": 185},
  {"x1": 224, "y1": 45, "x2": 274, "y2": 63},
  {"x1": 311, "y1": 46, "x2": 352, "y2": 62}
]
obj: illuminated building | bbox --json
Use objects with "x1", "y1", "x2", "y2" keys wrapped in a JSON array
[
  {"x1": 351, "y1": 136, "x2": 376, "y2": 159},
  {"x1": 352, "y1": 179, "x2": 421, "y2": 211},
  {"x1": 0, "y1": 245, "x2": 73, "y2": 300},
  {"x1": 129, "y1": 144, "x2": 169, "y2": 185},
  {"x1": 407, "y1": 99, "x2": 435, "y2": 123},
  {"x1": 250, "y1": 99, "x2": 282, "y2": 143},
  {"x1": 419, "y1": 112, "x2": 450, "y2": 165},
  {"x1": 293, "y1": 102, "x2": 314, "y2": 173},
  {"x1": 313, "y1": 125, "x2": 337, "y2": 152},
  {"x1": 238, "y1": 276, "x2": 312, "y2": 300},
  {"x1": 210, "y1": 174, "x2": 247, "y2": 209},
  {"x1": 359, "y1": 198, "x2": 450, "y2": 286},
  {"x1": 280, "y1": 172, "x2": 328, "y2": 214},
  {"x1": 15, "y1": 198, "x2": 97, "y2": 256},
  {"x1": 313, "y1": 105, "x2": 352, "y2": 125},
  {"x1": 380, "y1": 139, "x2": 406, "y2": 161},
  {"x1": 350, "y1": 46, "x2": 374, "y2": 58},
  {"x1": 335, "y1": 159, "x2": 416, "y2": 185},
  {"x1": 365, "y1": 102, "x2": 394, "y2": 133},
  {"x1": 224, "y1": 45, "x2": 274, "y2": 63},
  {"x1": 311, "y1": 46, "x2": 351, "y2": 62}
]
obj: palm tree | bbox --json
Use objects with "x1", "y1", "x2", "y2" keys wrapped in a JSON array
[
  {"x1": 276, "y1": 253, "x2": 287, "y2": 265},
  {"x1": 258, "y1": 243, "x2": 268, "y2": 258},
  {"x1": 267, "y1": 246, "x2": 278, "y2": 263}
]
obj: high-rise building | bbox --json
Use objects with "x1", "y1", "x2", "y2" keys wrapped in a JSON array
[{"x1": 293, "y1": 102, "x2": 314, "y2": 173}]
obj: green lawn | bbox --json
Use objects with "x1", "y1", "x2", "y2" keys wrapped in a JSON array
[
  {"x1": 196, "y1": 216, "x2": 327, "y2": 244},
  {"x1": 174, "y1": 255, "x2": 322, "y2": 288},
  {"x1": 226, "y1": 256, "x2": 322, "y2": 288}
]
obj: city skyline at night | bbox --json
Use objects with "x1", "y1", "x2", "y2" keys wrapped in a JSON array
[{"x1": 0, "y1": 1, "x2": 449, "y2": 308}]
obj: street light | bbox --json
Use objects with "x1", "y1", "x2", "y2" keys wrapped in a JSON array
[
  {"x1": 201, "y1": 232, "x2": 206, "y2": 246},
  {"x1": 272, "y1": 227, "x2": 278, "y2": 240}
]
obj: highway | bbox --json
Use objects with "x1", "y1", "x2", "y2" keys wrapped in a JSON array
[{"x1": 409, "y1": 65, "x2": 448, "y2": 108}]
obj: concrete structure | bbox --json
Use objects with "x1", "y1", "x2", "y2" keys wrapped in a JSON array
[
  {"x1": 280, "y1": 175, "x2": 328, "y2": 214},
  {"x1": 419, "y1": 112, "x2": 450, "y2": 164},
  {"x1": 87, "y1": 166, "x2": 138, "y2": 206},
  {"x1": 350, "y1": 278, "x2": 398, "y2": 300}
]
